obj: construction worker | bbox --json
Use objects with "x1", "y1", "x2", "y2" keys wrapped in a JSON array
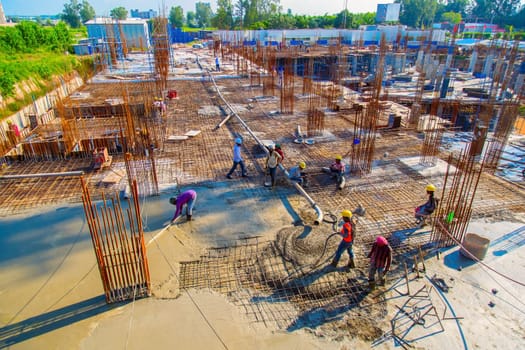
[
  {"x1": 215, "y1": 56, "x2": 220, "y2": 71},
  {"x1": 226, "y1": 138, "x2": 248, "y2": 179},
  {"x1": 415, "y1": 184, "x2": 437, "y2": 227},
  {"x1": 265, "y1": 144, "x2": 282, "y2": 188},
  {"x1": 367, "y1": 236, "x2": 392, "y2": 290},
  {"x1": 330, "y1": 210, "x2": 355, "y2": 269},
  {"x1": 170, "y1": 189, "x2": 197, "y2": 222},
  {"x1": 275, "y1": 143, "x2": 284, "y2": 162},
  {"x1": 323, "y1": 155, "x2": 346, "y2": 189},
  {"x1": 288, "y1": 161, "x2": 308, "y2": 187}
]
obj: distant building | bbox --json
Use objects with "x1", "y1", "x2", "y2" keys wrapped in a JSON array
[
  {"x1": 376, "y1": 3, "x2": 401, "y2": 23},
  {"x1": 0, "y1": 1, "x2": 7, "y2": 24},
  {"x1": 461, "y1": 23, "x2": 503, "y2": 34},
  {"x1": 130, "y1": 9, "x2": 157, "y2": 19},
  {"x1": 85, "y1": 18, "x2": 150, "y2": 50}
]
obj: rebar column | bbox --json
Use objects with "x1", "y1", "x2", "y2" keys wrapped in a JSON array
[
  {"x1": 420, "y1": 115, "x2": 444, "y2": 166},
  {"x1": 431, "y1": 146, "x2": 483, "y2": 248},
  {"x1": 81, "y1": 177, "x2": 151, "y2": 303}
]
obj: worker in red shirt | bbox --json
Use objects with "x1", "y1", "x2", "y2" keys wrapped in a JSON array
[
  {"x1": 330, "y1": 209, "x2": 355, "y2": 269},
  {"x1": 367, "y1": 236, "x2": 392, "y2": 290}
]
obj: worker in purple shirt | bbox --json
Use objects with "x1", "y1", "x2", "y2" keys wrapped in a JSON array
[{"x1": 169, "y1": 189, "x2": 197, "y2": 222}]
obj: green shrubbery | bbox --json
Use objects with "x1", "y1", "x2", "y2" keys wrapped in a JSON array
[
  {"x1": 0, "y1": 21, "x2": 95, "y2": 119},
  {"x1": 0, "y1": 21, "x2": 78, "y2": 98}
]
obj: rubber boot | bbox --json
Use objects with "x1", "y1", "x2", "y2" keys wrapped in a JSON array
[
  {"x1": 347, "y1": 258, "x2": 355, "y2": 269},
  {"x1": 186, "y1": 214, "x2": 192, "y2": 221}
]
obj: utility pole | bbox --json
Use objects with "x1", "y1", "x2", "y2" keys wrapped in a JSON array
[{"x1": 342, "y1": 0, "x2": 348, "y2": 29}]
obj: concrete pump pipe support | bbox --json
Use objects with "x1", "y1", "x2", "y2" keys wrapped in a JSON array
[{"x1": 209, "y1": 72, "x2": 323, "y2": 224}]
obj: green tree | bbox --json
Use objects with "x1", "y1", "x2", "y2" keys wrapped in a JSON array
[
  {"x1": 61, "y1": 0, "x2": 82, "y2": 28},
  {"x1": 508, "y1": 6, "x2": 525, "y2": 29},
  {"x1": 294, "y1": 15, "x2": 309, "y2": 29},
  {"x1": 0, "y1": 26, "x2": 25, "y2": 51},
  {"x1": 80, "y1": 0, "x2": 96, "y2": 23},
  {"x1": 186, "y1": 11, "x2": 197, "y2": 28},
  {"x1": 334, "y1": 10, "x2": 351, "y2": 29},
  {"x1": 52, "y1": 21, "x2": 72, "y2": 51},
  {"x1": 169, "y1": 6, "x2": 185, "y2": 27},
  {"x1": 234, "y1": 0, "x2": 281, "y2": 29},
  {"x1": 110, "y1": 7, "x2": 128, "y2": 20},
  {"x1": 195, "y1": 2, "x2": 213, "y2": 28},
  {"x1": 399, "y1": 0, "x2": 437, "y2": 28},
  {"x1": 234, "y1": 0, "x2": 248, "y2": 28},
  {"x1": 16, "y1": 21, "x2": 45, "y2": 49},
  {"x1": 471, "y1": 0, "x2": 521, "y2": 24},
  {"x1": 308, "y1": 16, "x2": 321, "y2": 28},
  {"x1": 213, "y1": 0, "x2": 234, "y2": 29},
  {"x1": 360, "y1": 12, "x2": 377, "y2": 26},
  {"x1": 441, "y1": 11, "x2": 462, "y2": 24},
  {"x1": 444, "y1": 0, "x2": 469, "y2": 16},
  {"x1": 266, "y1": 13, "x2": 295, "y2": 29}
]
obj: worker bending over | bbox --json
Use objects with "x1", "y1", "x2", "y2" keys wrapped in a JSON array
[
  {"x1": 288, "y1": 161, "x2": 308, "y2": 187},
  {"x1": 330, "y1": 210, "x2": 355, "y2": 269},
  {"x1": 170, "y1": 189, "x2": 197, "y2": 223},
  {"x1": 415, "y1": 184, "x2": 437, "y2": 227},
  {"x1": 367, "y1": 236, "x2": 392, "y2": 290}
]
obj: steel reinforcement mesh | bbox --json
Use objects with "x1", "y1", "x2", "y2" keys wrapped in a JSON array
[{"x1": 179, "y1": 228, "x2": 432, "y2": 330}]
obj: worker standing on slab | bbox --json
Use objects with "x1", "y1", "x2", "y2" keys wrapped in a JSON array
[
  {"x1": 170, "y1": 189, "x2": 197, "y2": 222},
  {"x1": 415, "y1": 184, "x2": 437, "y2": 227},
  {"x1": 323, "y1": 155, "x2": 346, "y2": 189},
  {"x1": 330, "y1": 210, "x2": 355, "y2": 269},
  {"x1": 215, "y1": 56, "x2": 220, "y2": 71},
  {"x1": 226, "y1": 138, "x2": 248, "y2": 179},
  {"x1": 367, "y1": 236, "x2": 392, "y2": 290},
  {"x1": 288, "y1": 161, "x2": 308, "y2": 187},
  {"x1": 265, "y1": 144, "x2": 282, "y2": 188}
]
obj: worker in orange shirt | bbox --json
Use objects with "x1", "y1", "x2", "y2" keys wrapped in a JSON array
[{"x1": 330, "y1": 210, "x2": 355, "y2": 269}]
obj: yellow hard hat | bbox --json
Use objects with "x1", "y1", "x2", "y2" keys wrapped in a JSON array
[
  {"x1": 335, "y1": 155, "x2": 342, "y2": 161},
  {"x1": 426, "y1": 184, "x2": 436, "y2": 192},
  {"x1": 299, "y1": 161, "x2": 306, "y2": 169},
  {"x1": 341, "y1": 209, "x2": 352, "y2": 218}
]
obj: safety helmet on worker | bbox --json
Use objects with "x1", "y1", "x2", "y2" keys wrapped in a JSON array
[
  {"x1": 268, "y1": 144, "x2": 275, "y2": 150},
  {"x1": 235, "y1": 138, "x2": 242, "y2": 144},
  {"x1": 275, "y1": 143, "x2": 281, "y2": 149},
  {"x1": 169, "y1": 197, "x2": 177, "y2": 205},
  {"x1": 341, "y1": 209, "x2": 352, "y2": 218},
  {"x1": 426, "y1": 184, "x2": 436, "y2": 192},
  {"x1": 299, "y1": 161, "x2": 306, "y2": 169},
  {"x1": 335, "y1": 155, "x2": 342, "y2": 161},
  {"x1": 376, "y1": 236, "x2": 388, "y2": 246}
]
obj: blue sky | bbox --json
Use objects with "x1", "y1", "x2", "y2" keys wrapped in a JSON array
[{"x1": 2, "y1": 0, "x2": 384, "y2": 17}]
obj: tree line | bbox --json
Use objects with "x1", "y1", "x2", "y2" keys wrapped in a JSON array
[
  {"x1": 397, "y1": 0, "x2": 524, "y2": 29},
  {"x1": 8, "y1": 0, "x2": 525, "y2": 30}
]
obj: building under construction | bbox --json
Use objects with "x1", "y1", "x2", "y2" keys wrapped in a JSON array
[{"x1": 0, "y1": 24, "x2": 524, "y2": 349}]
